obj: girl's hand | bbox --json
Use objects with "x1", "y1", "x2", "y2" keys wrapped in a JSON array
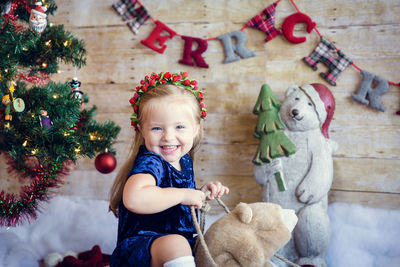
[
  {"x1": 180, "y1": 189, "x2": 206, "y2": 209},
  {"x1": 201, "y1": 181, "x2": 230, "y2": 200}
]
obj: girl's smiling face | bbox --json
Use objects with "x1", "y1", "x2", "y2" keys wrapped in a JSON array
[{"x1": 139, "y1": 95, "x2": 200, "y2": 171}]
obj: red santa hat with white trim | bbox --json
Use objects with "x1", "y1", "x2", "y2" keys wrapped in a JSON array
[
  {"x1": 299, "y1": 83, "x2": 336, "y2": 139},
  {"x1": 31, "y1": 2, "x2": 47, "y2": 17}
]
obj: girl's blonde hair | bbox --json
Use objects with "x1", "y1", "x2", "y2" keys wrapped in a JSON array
[{"x1": 109, "y1": 84, "x2": 204, "y2": 217}]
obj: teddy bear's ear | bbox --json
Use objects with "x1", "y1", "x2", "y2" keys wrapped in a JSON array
[
  {"x1": 234, "y1": 202, "x2": 253, "y2": 224},
  {"x1": 285, "y1": 85, "x2": 299, "y2": 97}
]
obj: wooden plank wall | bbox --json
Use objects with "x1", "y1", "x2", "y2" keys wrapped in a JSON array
[{"x1": 19, "y1": 0, "x2": 399, "y2": 213}]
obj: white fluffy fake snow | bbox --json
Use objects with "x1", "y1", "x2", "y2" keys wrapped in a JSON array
[
  {"x1": 0, "y1": 196, "x2": 399, "y2": 267},
  {"x1": 0, "y1": 196, "x2": 118, "y2": 267}
]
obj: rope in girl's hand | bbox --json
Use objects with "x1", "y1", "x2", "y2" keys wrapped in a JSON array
[{"x1": 190, "y1": 204, "x2": 217, "y2": 267}]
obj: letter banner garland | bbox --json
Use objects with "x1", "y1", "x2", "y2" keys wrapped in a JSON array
[{"x1": 111, "y1": 0, "x2": 400, "y2": 114}]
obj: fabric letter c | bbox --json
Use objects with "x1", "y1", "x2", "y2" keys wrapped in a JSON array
[{"x1": 282, "y1": 12, "x2": 316, "y2": 44}]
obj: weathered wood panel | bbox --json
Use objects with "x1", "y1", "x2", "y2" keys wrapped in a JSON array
[
  {"x1": 52, "y1": 0, "x2": 400, "y2": 28},
  {"x1": 4, "y1": 0, "x2": 397, "y2": 210}
]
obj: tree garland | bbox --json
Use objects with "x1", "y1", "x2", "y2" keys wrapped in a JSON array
[{"x1": 0, "y1": 153, "x2": 71, "y2": 227}]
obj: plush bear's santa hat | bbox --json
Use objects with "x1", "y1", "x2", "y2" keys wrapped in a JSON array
[{"x1": 299, "y1": 83, "x2": 335, "y2": 139}]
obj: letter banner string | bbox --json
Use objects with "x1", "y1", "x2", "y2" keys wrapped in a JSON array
[{"x1": 112, "y1": 0, "x2": 400, "y2": 114}]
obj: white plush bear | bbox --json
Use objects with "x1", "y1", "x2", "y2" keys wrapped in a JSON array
[{"x1": 254, "y1": 83, "x2": 337, "y2": 267}]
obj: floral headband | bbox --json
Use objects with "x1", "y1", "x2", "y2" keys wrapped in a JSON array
[{"x1": 129, "y1": 71, "x2": 207, "y2": 130}]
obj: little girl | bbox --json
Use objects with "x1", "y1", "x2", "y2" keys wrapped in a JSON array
[{"x1": 109, "y1": 71, "x2": 229, "y2": 267}]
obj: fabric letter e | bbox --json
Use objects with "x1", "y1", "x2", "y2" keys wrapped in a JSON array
[
  {"x1": 141, "y1": 20, "x2": 177, "y2": 54},
  {"x1": 179, "y1": 36, "x2": 209, "y2": 68},
  {"x1": 217, "y1": 31, "x2": 256, "y2": 63}
]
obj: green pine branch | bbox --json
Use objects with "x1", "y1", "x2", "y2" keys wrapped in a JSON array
[
  {"x1": 74, "y1": 106, "x2": 121, "y2": 159},
  {"x1": 0, "y1": 82, "x2": 120, "y2": 168},
  {"x1": 0, "y1": 15, "x2": 86, "y2": 82}
]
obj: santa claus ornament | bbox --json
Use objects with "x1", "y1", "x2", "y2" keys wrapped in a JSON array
[{"x1": 29, "y1": 2, "x2": 47, "y2": 34}]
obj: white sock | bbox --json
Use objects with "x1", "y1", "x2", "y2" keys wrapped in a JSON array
[{"x1": 163, "y1": 256, "x2": 196, "y2": 267}]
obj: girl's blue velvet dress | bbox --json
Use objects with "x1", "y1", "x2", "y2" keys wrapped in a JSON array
[{"x1": 110, "y1": 145, "x2": 197, "y2": 267}]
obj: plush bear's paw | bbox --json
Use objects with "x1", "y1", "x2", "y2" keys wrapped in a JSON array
[{"x1": 296, "y1": 185, "x2": 315, "y2": 204}]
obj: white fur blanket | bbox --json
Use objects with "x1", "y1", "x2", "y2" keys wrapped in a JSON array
[{"x1": 0, "y1": 196, "x2": 399, "y2": 267}]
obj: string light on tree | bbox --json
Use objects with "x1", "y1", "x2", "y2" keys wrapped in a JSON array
[
  {"x1": 63, "y1": 39, "x2": 71, "y2": 47},
  {"x1": 89, "y1": 132, "x2": 97, "y2": 141}
]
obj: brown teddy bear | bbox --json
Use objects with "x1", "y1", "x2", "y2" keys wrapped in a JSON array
[{"x1": 195, "y1": 202, "x2": 298, "y2": 267}]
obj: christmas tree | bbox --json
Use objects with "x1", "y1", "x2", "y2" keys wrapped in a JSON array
[
  {"x1": 253, "y1": 84, "x2": 296, "y2": 191},
  {"x1": 0, "y1": 1, "x2": 120, "y2": 227}
]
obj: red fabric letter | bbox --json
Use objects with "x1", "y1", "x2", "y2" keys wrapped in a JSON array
[
  {"x1": 178, "y1": 36, "x2": 209, "y2": 68},
  {"x1": 141, "y1": 20, "x2": 177, "y2": 54},
  {"x1": 282, "y1": 12, "x2": 316, "y2": 44}
]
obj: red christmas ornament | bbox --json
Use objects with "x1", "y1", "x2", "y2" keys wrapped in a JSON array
[{"x1": 95, "y1": 152, "x2": 117, "y2": 174}]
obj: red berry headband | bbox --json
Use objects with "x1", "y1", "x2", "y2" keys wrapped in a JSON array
[{"x1": 129, "y1": 71, "x2": 207, "y2": 130}]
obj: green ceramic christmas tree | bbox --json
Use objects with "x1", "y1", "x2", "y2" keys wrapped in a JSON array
[{"x1": 253, "y1": 84, "x2": 296, "y2": 191}]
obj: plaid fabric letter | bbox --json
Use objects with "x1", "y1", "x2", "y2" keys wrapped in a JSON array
[
  {"x1": 112, "y1": 0, "x2": 129, "y2": 16},
  {"x1": 245, "y1": 2, "x2": 282, "y2": 42},
  {"x1": 121, "y1": 0, "x2": 139, "y2": 21},
  {"x1": 303, "y1": 36, "x2": 352, "y2": 86},
  {"x1": 126, "y1": 6, "x2": 151, "y2": 35},
  {"x1": 112, "y1": 0, "x2": 137, "y2": 19}
]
